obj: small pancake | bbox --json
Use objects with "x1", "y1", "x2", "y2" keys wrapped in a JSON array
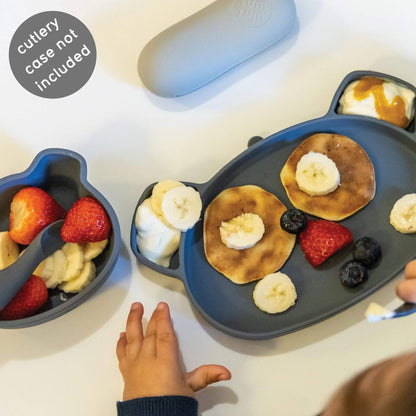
[
  {"x1": 280, "y1": 133, "x2": 375, "y2": 221},
  {"x1": 203, "y1": 185, "x2": 296, "y2": 284}
]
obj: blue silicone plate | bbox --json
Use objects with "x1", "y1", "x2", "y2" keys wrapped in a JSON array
[
  {"x1": 131, "y1": 71, "x2": 416, "y2": 339},
  {"x1": 0, "y1": 148, "x2": 121, "y2": 328}
]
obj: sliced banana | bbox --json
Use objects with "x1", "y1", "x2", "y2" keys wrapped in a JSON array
[
  {"x1": 295, "y1": 151, "x2": 340, "y2": 196},
  {"x1": 62, "y1": 243, "x2": 84, "y2": 281},
  {"x1": 151, "y1": 180, "x2": 184, "y2": 217},
  {"x1": 44, "y1": 249, "x2": 68, "y2": 289},
  {"x1": 220, "y1": 213, "x2": 265, "y2": 250},
  {"x1": 34, "y1": 254, "x2": 55, "y2": 282},
  {"x1": 390, "y1": 193, "x2": 416, "y2": 233},
  {"x1": 58, "y1": 261, "x2": 96, "y2": 293},
  {"x1": 81, "y1": 239, "x2": 108, "y2": 261},
  {"x1": 253, "y1": 272, "x2": 297, "y2": 314},
  {"x1": 161, "y1": 186, "x2": 202, "y2": 231},
  {"x1": 0, "y1": 231, "x2": 20, "y2": 270},
  {"x1": 31, "y1": 240, "x2": 101, "y2": 292}
]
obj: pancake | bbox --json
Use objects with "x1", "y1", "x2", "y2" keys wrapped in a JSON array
[
  {"x1": 203, "y1": 185, "x2": 296, "y2": 284},
  {"x1": 280, "y1": 133, "x2": 375, "y2": 221}
]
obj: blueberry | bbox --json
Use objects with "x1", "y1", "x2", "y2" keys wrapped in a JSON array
[
  {"x1": 280, "y1": 209, "x2": 308, "y2": 234},
  {"x1": 339, "y1": 260, "x2": 368, "y2": 288},
  {"x1": 352, "y1": 237, "x2": 381, "y2": 267}
]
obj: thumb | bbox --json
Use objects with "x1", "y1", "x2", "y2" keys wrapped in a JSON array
[
  {"x1": 405, "y1": 259, "x2": 416, "y2": 280},
  {"x1": 396, "y1": 278, "x2": 416, "y2": 303},
  {"x1": 185, "y1": 364, "x2": 231, "y2": 392}
]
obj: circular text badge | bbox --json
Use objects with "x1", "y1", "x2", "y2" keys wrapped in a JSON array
[{"x1": 9, "y1": 11, "x2": 97, "y2": 98}]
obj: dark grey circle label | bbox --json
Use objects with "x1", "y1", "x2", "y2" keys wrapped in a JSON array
[{"x1": 9, "y1": 11, "x2": 96, "y2": 98}]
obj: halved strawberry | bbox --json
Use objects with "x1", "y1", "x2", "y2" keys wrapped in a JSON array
[
  {"x1": 61, "y1": 197, "x2": 111, "y2": 243},
  {"x1": 299, "y1": 219, "x2": 353, "y2": 267},
  {"x1": 0, "y1": 275, "x2": 48, "y2": 320},
  {"x1": 9, "y1": 187, "x2": 66, "y2": 245}
]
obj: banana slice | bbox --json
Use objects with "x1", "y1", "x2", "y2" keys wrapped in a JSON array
[
  {"x1": 34, "y1": 254, "x2": 55, "y2": 282},
  {"x1": 151, "y1": 180, "x2": 184, "y2": 217},
  {"x1": 81, "y1": 239, "x2": 108, "y2": 261},
  {"x1": 390, "y1": 193, "x2": 416, "y2": 233},
  {"x1": 0, "y1": 231, "x2": 20, "y2": 270},
  {"x1": 44, "y1": 249, "x2": 68, "y2": 289},
  {"x1": 253, "y1": 272, "x2": 297, "y2": 314},
  {"x1": 58, "y1": 261, "x2": 96, "y2": 293},
  {"x1": 62, "y1": 243, "x2": 84, "y2": 281},
  {"x1": 220, "y1": 213, "x2": 265, "y2": 250},
  {"x1": 161, "y1": 186, "x2": 202, "y2": 231},
  {"x1": 295, "y1": 151, "x2": 340, "y2": 196}
]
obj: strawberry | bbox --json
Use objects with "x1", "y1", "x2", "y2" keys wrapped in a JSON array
[
  {"x1": 9, "y1": 187, "x2": 66, "y2": 245},
  {"x1": 0, "y1": 275, "x2": 48, "y2": 320},
  {"x1": 299, "y1": 219, "x2": 353, "y2": 267},
  {"x1": 61, "y1": 196, "x2": 111, "y2": 243}
]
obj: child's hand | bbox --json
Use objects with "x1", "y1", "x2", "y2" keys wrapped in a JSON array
[
  {"x1": 116, "y1": 302, "x2": 231, "y2": 401},
  {"x1": 396, "y1": 259, "x2": 416, "y2": 302}
]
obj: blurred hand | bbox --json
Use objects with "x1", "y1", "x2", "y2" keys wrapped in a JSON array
[
  {"x1": 396, "y1": 259, "x2": 416, "y2": 302},
  {"x1": 116, "y1": 302, "x2": 231, "y2": 401}
]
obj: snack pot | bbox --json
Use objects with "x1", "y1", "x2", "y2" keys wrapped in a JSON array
[{"x1": 0, "y1": 148, "x2": 121, "y2": 328}]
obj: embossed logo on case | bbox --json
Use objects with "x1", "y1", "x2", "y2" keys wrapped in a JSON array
[{"x1": 232, "y1": 0, "x2": 273, "y2": 27}]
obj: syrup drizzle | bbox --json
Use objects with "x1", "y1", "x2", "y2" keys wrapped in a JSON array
[{"x1": 353, "y1": 76, "x2": 408, "y2": 128}]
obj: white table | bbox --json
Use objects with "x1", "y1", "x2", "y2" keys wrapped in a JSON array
[{"x1": 1, "y1": 1, "x2": 416, "y2": 415}]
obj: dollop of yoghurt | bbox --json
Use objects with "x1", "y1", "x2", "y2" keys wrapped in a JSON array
[
  {"x1": 338, "y1": 76, "x2": 415, "y2": 128},
  {"x1": 135, "y1": 198, "x2": 180, "y2": 267}
]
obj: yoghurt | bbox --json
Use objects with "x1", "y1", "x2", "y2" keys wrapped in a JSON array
[
  {"x1": 135, "y1": 198, "x2": 180, "y2": 267},
  {"x1": 338, "y1": 76, "x2": 415, "y2": 128}
]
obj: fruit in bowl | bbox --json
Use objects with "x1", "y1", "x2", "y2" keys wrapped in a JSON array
[
  {"x1": 30, "y1": 195, "x2": 111, "y2": 293},
  {"x1": 9, "y1": 187, "x2": 67, "y2": 245},
  {"x1": 0, "y1": 149, "x2": 120, "y2": 328}
]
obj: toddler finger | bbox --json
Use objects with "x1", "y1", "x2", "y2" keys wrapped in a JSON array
[
  {"x1": 153, "y1": 303, "x2": 179, "y2": 361},
  {"x1": 125, "y1": 302, "x2": 144, "y2": 345},
  {"x1": 405, "y1": 259, "x2": 416, "y2": 280},
  {"x1": 116, "y1": 332, "x2": 127, "y2": 361},
  {"x1": 140, "y1": 302, "x2": 163, "y2": 357},
  {"x1": 185, "y1": 364, "x2": 231, "y2": 392},
  {"x1": 396, "y1": 279, "x2": 416, "y2": 303}
]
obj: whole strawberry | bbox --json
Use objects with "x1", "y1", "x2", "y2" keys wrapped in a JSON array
[
  {"x1": 299, "y1": 219, "x2": 353, "y2": 267},
  {"x1": 9, "y1": 187, "x2": 66, "y2": 245},
  {"x1": 61, "y1": 196, "x2": 111, "y2": 243},
  {"x1": 0, "y1": 275, "x2": 48, "y2": 320}
]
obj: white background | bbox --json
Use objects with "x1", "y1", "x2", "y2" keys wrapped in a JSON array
[{"x1": 1, "y1": 1, "x2": 416, "y2": 415}]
